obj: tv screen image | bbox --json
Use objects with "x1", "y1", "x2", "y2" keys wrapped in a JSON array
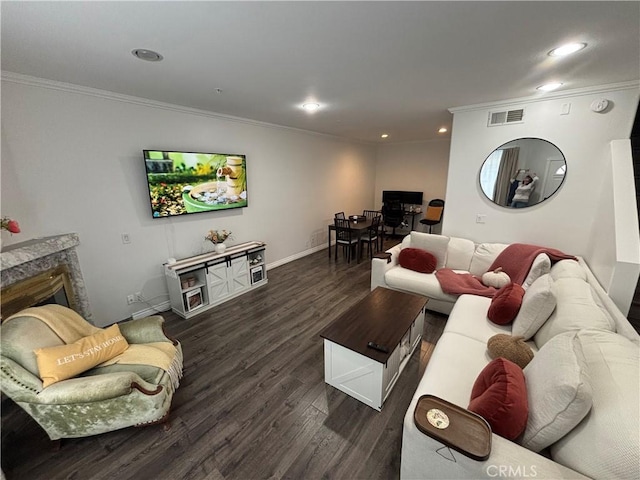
[
  {"x1": 382, "y1": 190, "x2": 423, "y2": 206},
  {"x1": 144, "y1": 150, "x2": 247, "y2": 218}
]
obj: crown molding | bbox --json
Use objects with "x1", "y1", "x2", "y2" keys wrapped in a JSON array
[
  {"x1": 1, "y1": 71, "x2": 374, "y2": 146},
  {"x1": 378, "y1": 137, "x2": 452, "y2": 147},
  {"x1": 448, "y1": 80, "x2": 640, "y2": 114}
]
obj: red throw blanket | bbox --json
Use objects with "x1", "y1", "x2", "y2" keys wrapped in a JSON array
[
  {"x1": 435, "y1": 269, "x2": 497, "y2": 297},
  {"x1": 488, "y1": 243, "x2": 577, "y2": 285}
]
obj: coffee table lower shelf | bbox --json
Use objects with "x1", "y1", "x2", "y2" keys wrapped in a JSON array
[{"x1": 323, "y1": 309, "x2": 424, "y2": 411}]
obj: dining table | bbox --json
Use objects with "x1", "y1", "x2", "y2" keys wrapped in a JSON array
[{"x1": 327, "y1": 216, "x2": 374, "y2": 264}]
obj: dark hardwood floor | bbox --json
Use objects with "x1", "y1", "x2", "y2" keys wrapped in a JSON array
[{"x1": 1, "y1": 241, "x2": 447, "y2": 480}]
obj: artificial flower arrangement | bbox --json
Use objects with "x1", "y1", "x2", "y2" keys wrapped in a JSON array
[
  {"x1": 205, "y1": 229, "x2": 232, "y2": 244},
  {"x1": 1, "y1": 216, "x2": 20, "y2": 234}
]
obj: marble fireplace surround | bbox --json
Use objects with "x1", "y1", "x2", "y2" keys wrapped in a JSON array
[{"x1": 1, "y1": 233, "x2": 92, "y2": 322}]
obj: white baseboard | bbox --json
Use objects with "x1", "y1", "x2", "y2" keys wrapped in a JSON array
[
  {"x1": 132, "y1": 300, "x2": 171, "y2": 320},
  {"x1": 266, "y1": 243, "x2": 330, "y2": 270}
]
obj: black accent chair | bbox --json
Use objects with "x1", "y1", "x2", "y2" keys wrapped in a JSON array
[
  {"x1": 334, "y1": 218, "x2": 359, "y2": 263},
  {"x1": 419, "y1": 199, "x2": 445, "y2": 233},
  {"x1": 382, "y1": 200, "x2": 404, "y2": 237}
]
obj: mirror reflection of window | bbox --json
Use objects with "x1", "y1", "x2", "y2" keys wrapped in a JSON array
[
  {"x1": 479, "y1": 138, "x2": 566, "y2": 209},
  {"x1": 479, "y1": 149, "x2": 502, "y2": 200}
]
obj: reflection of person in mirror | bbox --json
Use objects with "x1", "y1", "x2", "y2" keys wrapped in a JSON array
[{"x1": 510, "y1": 174, "x2": 539, "y2": 208}]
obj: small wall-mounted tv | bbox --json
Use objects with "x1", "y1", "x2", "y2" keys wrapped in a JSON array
[
  {"x1": 382, "y1": 190, "x2": 423, "y2": 206},
  {"x1": 143, "y1": 150, "x2": 247, "y2": 218}
]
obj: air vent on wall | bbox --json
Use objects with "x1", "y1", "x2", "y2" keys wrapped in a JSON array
[{"x1": 488, "y1": 108, "x2": 525, "y2": 126}]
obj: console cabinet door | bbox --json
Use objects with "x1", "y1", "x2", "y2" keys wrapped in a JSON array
[
  {"x1": 229, "y1": 256, "x2": 249, "y2": 293},
  {"x1": 207, "y1": 262, "x2": 231, "y2": 301}
]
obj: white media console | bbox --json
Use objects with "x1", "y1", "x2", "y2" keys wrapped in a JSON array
[{"x1": 164, "y1": 241, "x2": 267, "y2": 319}]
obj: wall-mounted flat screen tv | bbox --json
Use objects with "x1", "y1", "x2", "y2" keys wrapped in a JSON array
[{"x1": 143, "y1": 150, "x2": 247, "y2": 218}]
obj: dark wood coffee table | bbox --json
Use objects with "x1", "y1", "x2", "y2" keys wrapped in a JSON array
[{"x1": 320, "y1": 287, "x2": 428, "y2": 410}]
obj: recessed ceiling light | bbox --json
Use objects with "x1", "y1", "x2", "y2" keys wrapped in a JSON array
[
  {"x1": 381, "y1": 134, "x2": 389, "y2": 138},
  {"x1": 548, "y1": 43, "x2": 587, "y2": 57},
  {"x1": 537, "y1": 82, "x2": 564, "y2": 92},
  {"x1": 438, "y1": 127, "x2": 448, "y2": 133},
  {"x1": 302, "y1": 103, "x2": 320, "y2": 112},
  {"x1": 132, "y1": 49, "x2": 163, "y2": 62}
]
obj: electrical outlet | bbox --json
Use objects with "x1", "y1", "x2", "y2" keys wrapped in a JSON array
[
  {"x1": 476, "y1": 214, "x2": 486, "y2": 224},
  {"x1": 121, "y1": 233, "x2": 131, "y2": 244},
  {"x1": 135, "y1": 292, "x2": 142, "y2": 302},
  {"x1": 126, "y1": 294, "x2": 135, "y2": 305}
]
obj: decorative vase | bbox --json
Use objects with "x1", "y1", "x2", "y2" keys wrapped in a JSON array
[{"x1": 215, "y1": 243, "x2": 227, "y2": 254}]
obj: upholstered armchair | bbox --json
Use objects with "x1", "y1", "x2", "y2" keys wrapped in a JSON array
[{"x1": 0, "y1": 305, "x2": 183, "y2": 441}]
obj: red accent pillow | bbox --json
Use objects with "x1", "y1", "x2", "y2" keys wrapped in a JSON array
[
  {"x1": 398, "y1": 248, "x2": 437, "y2": 274},
  {"x1": 468, "y1": 358, "x2": 528, "y2": 440},
  {"x1": 487, "y1": 283, "x2": 525, "y2": 325}
]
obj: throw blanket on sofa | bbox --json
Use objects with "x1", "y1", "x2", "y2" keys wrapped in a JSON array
[
  {"x1": 5, "y1": 305, "x2": 183, "y2": 389},
  {"x1": 435, "y1": 269, "x2": 498, "y2": 297},
  {"x1": 488, "y1": 243, "x2": 577, "y2": 286}
]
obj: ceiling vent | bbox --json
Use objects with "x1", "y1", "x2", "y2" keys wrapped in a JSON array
[{"x1": 487, "y1": 108, "x2": 525, "y2": 126}]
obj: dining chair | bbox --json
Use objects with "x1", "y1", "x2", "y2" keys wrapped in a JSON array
[
  {"x1": 419, "y1": 199, "x2": 445, "y2": 233},
  {"x1": 362, "y1": 209, "x2": 380, "y2": 220},
  {"x1": 364, "y1": 209, "x2": 385, "y2": 250},
  {"x1": 334, "y1": 212, "x2": 346, "y2": 219},
  {"x1": 334, "y1": 218, "x2": 358, "y2": 263},
  {"x1": 360, "y1": 215, "x2": 381, "y2": 259}
]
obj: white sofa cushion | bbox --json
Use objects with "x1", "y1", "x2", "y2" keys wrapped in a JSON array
[
  {"x1": 445, "y1": 237, "x2": 475, "y2": 271},
  {"x1": 411, "y1": 331, "x2": 490, "y2": 407},
  {"x1": 468, "y1": 243, "x2": 509, "y2": 276},
  {"x1": 512, "y1": 274, "x2": 556, "y2": 340},
  {"x1": 522, "y1": 253, "x2": 551, "y2": 290},
  {"x1": 522, "y1": 331, "x2": 593, "y2": 452},
  {"x1": 534, "y1": 276, "x2": 615, "y2": 348},
  {"x1": 550, "y1": 259, "x2": 586, "y2": 281},
  {"x1": 550, "y1": 330, "x2": 640, "y2": 480},
  {"x1": 408, "y1": 232, "x2": 449, "y2": 269},
  {"x1": 384, "y1": 268, "x2": 458, "y2": 303},
  {"x1": 443, "y1": 294, "x2": 512, "y2": 343}
]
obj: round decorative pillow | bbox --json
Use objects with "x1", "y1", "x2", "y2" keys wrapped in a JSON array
[
  {"x1": 482, "y1": 267, "x2": 511, "y2": 288},
  {"x1": 398, "y1": 247, "x2": 437, "y2": 274},
  {"x1": 487, "y1": 283, "x2": 525, "y2": 325},
  {"x1": 487, "y1": 334, "x2": 534, "y2": 369}
]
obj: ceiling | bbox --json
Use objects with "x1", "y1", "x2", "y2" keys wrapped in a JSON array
[{"x1": 2, "y1": 1, "x2": 639, "y2": 143}]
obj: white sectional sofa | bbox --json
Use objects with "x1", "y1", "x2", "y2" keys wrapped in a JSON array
[
  {"x1": 371, "y1": 232, "x2": 510, "y2": 314},
  {"x1": 370, "y1": 232, "x2": 640, "y2": 480}
]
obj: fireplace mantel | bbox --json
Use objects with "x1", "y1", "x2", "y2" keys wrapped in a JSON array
[{"x1": 1, "y1": 233, "x2": 92, "y2": 321}]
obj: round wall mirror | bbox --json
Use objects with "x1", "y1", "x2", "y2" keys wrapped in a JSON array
[{"x1": 479, "y1": 138, "x2": 566, "y2": 209}]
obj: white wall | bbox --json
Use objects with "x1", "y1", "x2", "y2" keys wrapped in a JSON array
[
  {"x1": 1, "y1": 76, "x2": 376, "y2": 325},
  {"x1": 445, "y1": 83, "x2": 639, "y2": 312},
  {"x1": 374, "y1": 140, "x2": 450, "y2": 233},
  {"x1": 587, "y1": 140, "x2": 640, "y2": 314}
]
